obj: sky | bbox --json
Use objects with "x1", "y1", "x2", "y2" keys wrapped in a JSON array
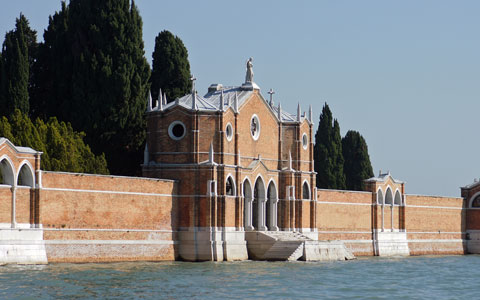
[{"x1": 1, "y1": 0, "x2": 479, "y2": 197}]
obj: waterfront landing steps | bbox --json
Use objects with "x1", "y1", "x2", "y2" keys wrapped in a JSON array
[{"x1": 245, "y1": 231, "x2": 355, "y2": 261}]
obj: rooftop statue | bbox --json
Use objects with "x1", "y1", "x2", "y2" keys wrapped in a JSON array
[{"x1": 245, "y1": 57, "x2": 254, "y2": 83}]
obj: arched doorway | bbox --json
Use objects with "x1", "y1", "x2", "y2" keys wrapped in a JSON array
[
  {"x1": 266, "y1": 180, "x2": 278, "y2": 231},
  {"x1": 243, "y1": 179, "x2": 253, "y2": 230},
  {"x1": 254, "y1": 177, "x2": 266, "y2": 231}
]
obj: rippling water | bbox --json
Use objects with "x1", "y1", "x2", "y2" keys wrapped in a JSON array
[{"x1": 0, "y1": 256, "x2": 479, "y2": 299}]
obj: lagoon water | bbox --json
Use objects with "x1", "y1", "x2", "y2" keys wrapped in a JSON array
[{"x1": 0, "y1": 256, "x2": 479, "y2": 299}]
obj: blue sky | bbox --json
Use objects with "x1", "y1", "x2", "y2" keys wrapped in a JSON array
[{"x1": 1, "y1": 1, "x2": 479, "y2": 197}]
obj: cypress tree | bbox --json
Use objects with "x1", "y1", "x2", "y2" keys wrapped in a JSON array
[
  {"x1": 314, "y1": 103, "x2": 346, "y2": 189},
  {"x1": 34, "y1": 0, "x2": 150, "y2": 175},
  {"x1": 0, "y1": 14, "x2": 35, "y2": 116},
  {"x1": 151, "y1": 30, "x2": 191, "y2": 102},
  {"x1": 342, "y1": 130, "x2": 374, "y2": 191}
]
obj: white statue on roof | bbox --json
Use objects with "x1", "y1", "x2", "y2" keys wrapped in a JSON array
[{"x1": 245, "y1": 57, "x2": 254, "y2": 83}]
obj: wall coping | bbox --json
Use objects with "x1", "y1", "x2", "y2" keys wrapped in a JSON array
[
  {"x1": 405, "y1": 193, "x2": 463, "y2": 200},
  {"x1": 41, "y1": 170, "x2": 178, "y2": 183},
  {"x1": 316, "y1": 188, "x2": 372, "y2": 195}
]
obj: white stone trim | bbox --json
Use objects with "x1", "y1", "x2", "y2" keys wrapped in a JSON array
[
  {"x1": 225, "y1": 173, "x2": 236, "y2": 196},
  {"x1": 16, "y1": 159, "x2": 35, "y2": 187},
  {"x1": 302, "y1": 133, "x2": 308, "y2": 150},
  {"x1": 468, "y1": 191, "x2": 480, "y2": 208},
  {"x1": 316, "y1": 201, "x2": 372, "y2": 206},
  {"x1": 250, "y1": 114, "x2": 261, "y2": 141},
  {"x1": 302, "y1": 179, "x2": 311, "y2": 200},
  {"x1": 168, "y1": 120, "x2": 187, "y2": 140},
  {"x1": 225, "y1": 122, "x2": 233, "y2": 142},
  {"x1": 44, "y1": 240, "x2": 175, "y2": 245},
  {"x1": 41, "y1": 187, "x2": 175, "y2": 197},
  {"x1": 0, "y1": 154, "x2": 16, "y2": 185},
  {"x1": 405, "y1": 204, "x2": 464, "y2": 210}
]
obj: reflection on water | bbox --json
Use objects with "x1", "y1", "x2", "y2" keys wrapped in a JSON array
[{"x1": 0, "y1": 256, "x2": 479, "y2": 299}]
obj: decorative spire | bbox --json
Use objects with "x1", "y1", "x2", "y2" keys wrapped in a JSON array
[
  {"x1": 191, "y1": 74, "x2": 197, "y2": 110},
  {"x1": 297, "y1": 102, "x2": 301, "y2": 122},
  {"x1": 219, "y1": 90, "x2": 224, "y2": 111},
  {"x1": 308, "y1": 105, "x2": 313, "y2": 123},
  {"x1": 146, "y1": 91, "x2": 152, "y2": 112},
  {"x1": 227, "y1": 93, "x2": 232, "y2": 107},
  {"x1": 163, "y1": 92, "x2": 167, "y2": 105},
  {"x1": 208, "y1": 143, "x2": 214, "y2": 164},
  {"x1": 158, "y1": 88, "x2": 163, "y2": 111},
  {"x1": 277, "y1": 102, "x2": 282, "y2": 121},
  {"x1": 143, "y1": 143, "x2": 149, "y2": 165},
  {"x1": 268, "y1": 88, "x2": 275, "y2": 106},
  {"x1": 234, "y1": 92, "x2": 239, "y2": 113}
]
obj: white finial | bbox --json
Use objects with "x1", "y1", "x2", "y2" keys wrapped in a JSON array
[
  {"x1": 227, "y1": 93, "x2": 232, "y2": 107},
  {"x1": 268, "y1": 88, "x2": 275, "y2": 106},
  {"x1": 234, "y1": 92, "x2": 239, "y2": 113},
  {"x1": 219, "y1": 90, "x2": 224, "y2": 111},
  {"x1": 163, "y1": 93, "x2": 168, "y2": 105},
  {"x1": 379, "y1": 170, "x2": 382, "y2": 176},
  {"x1": 191, "y1": 75, "x2": 197, "y2": 110},
  {"x1": 238, "y1": 149, "x2": 241, "y2": 165},
  {"x1": 309, "y1": 105, "x2": 313, "y2": 122},
  {"x1": 209, "y1": 143, "x2": 214, "y2": 164},
  {"x1": 143, "y1": 143, "x2": 149, "y2": 165},
  {"x1": 158, "y1": 89, "x2": 163, "y2": 111},
  {"x1": 297, "y1": 102, "x2": 301, "y2": 122},
  {"x1": 146, "y1": 91, "x2": 152, "y2": 112},
  {"x1": 278, "y1": 102, "x2": 282, "y2": 121},
  {"x1": 288, "y1": 151, "x2": 293, "y2": 171}
]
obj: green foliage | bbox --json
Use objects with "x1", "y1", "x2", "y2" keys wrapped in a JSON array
[
  {"x1": 151, "y1": 30, "x2": 192, "y2": 102},
  {"x1": 342, "y1": 130, "x2": 374, "y2": 191},
  {"x1": 31, "y1": 0, "x2": 150, "y2": 175},
  {"x1": 314, "y1": 103, "x2": 346, "y2": 189},
  {"x1": 0, "y1": 110, "x2": 108, "y2": 174},
  {"x1": 0, "y1": 14, "x2": 36, "y2": 116}
]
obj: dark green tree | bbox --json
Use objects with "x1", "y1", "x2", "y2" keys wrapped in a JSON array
[
  {"x1": 0, "y1": 110, "x2": 108, "y2": 174},
  {"x1": 314, "y1": 103, "x2": 346, "y2": 189},
  {"x1": 342, "y1": 130, "x2": 374, "y2": 191},
  {"x1": 33, "y1": 0, "x2": 150, "y2": 175},
  {"x1": 151, "y1": 30, "x2": 191, "y2": 102},
  {"x1": 0, "y1": 14, "x2": 36, "y2": 116}
]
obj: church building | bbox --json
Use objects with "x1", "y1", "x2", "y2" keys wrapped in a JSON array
[{"x1": 142, "y1": 59, "x2": 318, "y2": 261}]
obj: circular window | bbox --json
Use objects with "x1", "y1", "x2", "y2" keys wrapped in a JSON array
[
  {"x1": 226, "y1": 123, "x2": 233, "y2": 142},
  {"x1": 168, "y1": 121, "x2": 186, "y2": 140},
  {"x1": 302, "y1": 133, "x2": 308, "y2": 149},
  {"x1": 250, "y1": 114, "x2": 261, "y2": 141}
]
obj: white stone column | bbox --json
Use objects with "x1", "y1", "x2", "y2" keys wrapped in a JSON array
[
  {"x1": 245, "y1": 198, "x2": 253, "y2": 231},
  {"x1": 259, "y1": 198, "x2": 267, "y2": 231},
  {"x1": 272, "y1": 200, "x2": 279, "y2": 231},
  {"x1": 11, "y1": 185, "x2": 16, "y2": 228},
  {"x1": 381, "y1": 204, "x2": 385, "y2": 232},
  {"x1": 391, "y1": 205, "x2": 394, "y2": 231}
]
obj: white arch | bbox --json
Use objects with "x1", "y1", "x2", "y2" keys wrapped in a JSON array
[
  {"x1": 0, "y1": 155, "x2": 16, "y2": 186},
  {"x1": 394, "y1": 189, "x2": 402, "y2": 206},
  {"x1": 376, "y1": 187, "x2": 384, "y2": 205},
  {"x1": 469, "y1": 191, "x2": 480, "y2": 208},
  {"x1": 302, "y1": 179, "x2": 311, "y2": 200},
  {"x1": 266, "y1": 179, "x2": 279, "y2": 231},
  {"x1": 17, "y1": 160, "x2": 35, "y2": 188},
  {"x1": 242, "y1": 177, "x2": 253, "y2": 230},
  {"x1": 253, "y1": 175, "x2": 266, "y2": 231},
  {"x1": 225, "y1": 173, "x2": 236, "y2": 196},
  {"x1": 385, "y1": 186, "x2": 393, "y2": 205}
]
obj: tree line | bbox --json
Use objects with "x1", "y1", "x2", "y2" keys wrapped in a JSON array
[
  {"x1": 0, "y1": 1, "x2": 191, "y2": 175},
  {"x1": 0, "y1": 0, "x2": 373, "y2": 190}
]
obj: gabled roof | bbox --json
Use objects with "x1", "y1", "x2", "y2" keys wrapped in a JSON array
[
  {"x1": 0, "y1": 137, "x2": 41, "y2": 155},
  {"x1": 365, "y1": 172, "x2": 405, "y2": 184},
  {"x1": 461, "y1": 180, "x2": 480, "y2": 190}
]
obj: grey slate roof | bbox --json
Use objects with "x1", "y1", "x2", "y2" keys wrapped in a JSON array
[
  {"x1": 154, "y1": 84, "x2": 309, "y2": 124},
  {"x1": 0, "y1": 137, "x2": 40, "y2": 154}
]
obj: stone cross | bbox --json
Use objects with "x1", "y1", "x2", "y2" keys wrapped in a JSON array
[
  {"x1": 190, "y1": 75, "x2": 197, "y2": 93},
  {"x1": 268, "y1": 88, "x2": 275, "y2": 106}
]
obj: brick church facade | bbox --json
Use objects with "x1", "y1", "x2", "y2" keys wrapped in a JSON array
[
  {"x1": 1, "y1": 59, "x2": 480, "y2": 263},
  {"x1": 142, "y1": 64, "x2": 317, "y2": 260}
]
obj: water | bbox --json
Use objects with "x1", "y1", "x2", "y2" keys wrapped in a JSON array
[{"x1": 0, "y1": 256, "x2": 479, "y2": 299}]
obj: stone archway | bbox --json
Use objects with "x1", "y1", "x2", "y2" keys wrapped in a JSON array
[
  {"x1": 254, "y1": 177, "x2": 266, "y2": 231},
  {"x1": 243, "y1": 179, "x2": 253, "y2": 231},
  {"x1": 266, "y1": 181, "x2": 278, "y2": 231}
]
